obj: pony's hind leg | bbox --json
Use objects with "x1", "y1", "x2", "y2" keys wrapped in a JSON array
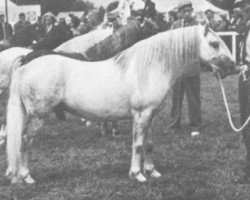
[
  {"x1": 20, "y1": 116, "x2": 44, "y2": 184},
  {"x1": 8, "y1": 116, "x2": 44, "y2": 184},
  {"x1": 129, "y1": 109, "x2": 152, "y2": 182},
  {"x1": 143, "y1": 125, "x2": 161, "y2": 178}
]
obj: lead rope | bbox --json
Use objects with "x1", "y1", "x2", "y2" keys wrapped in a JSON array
[{"x1": 218, "y1": 66, "x2": 250, "y2": 132}]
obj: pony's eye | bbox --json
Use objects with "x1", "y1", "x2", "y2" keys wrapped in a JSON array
[{"x1": 210, "y1": 41, "x2": 219, "y2": 49}]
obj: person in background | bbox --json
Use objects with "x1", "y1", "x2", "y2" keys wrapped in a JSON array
[
  {"x1": 142, "y1": 0, "x2": 157, "y2": 21},
  {"x1": 210, "y1": 13, "x2": 228, "y2": 32},
  {"x1": 156, "y1": 13, "x2": 169, "y2": 32},
  {"x1": 14, "y1": 12, "x2": 30, "y2": 33},
  {"x1": 141, "y1": 0, "x2": 159, "y2": 31},
  {"x1": 195, "y1": 11, "x2": 208, "y2": 25},
  {"x1": 168, "y1": 0, "x2": 201, "y2": 136},
  {"x1": 77, "y1": 18, "x2": 91, "y2": 35},
  {"x1": 168, "y1": 10, "x2": 178, "y2": 27},
  {"x1": 32, "y1": 12, "x2": 72, "y2": 51},
  {"x1": 228, "y1": 8, "x2": 244, "y2": 32},
  {"x1": 0, "y1": 12, "x2": 13, "y2": 41},
  {"x1": 68, "y1": 15, "x2": 81, "y2": 36},
  {"x1": 237, "y1": 0, "x2": 250, "y2": 183},
  {"x1": 59, "y1": 17, "x2": 73, "y2": 38},
  {"x1": 205, "y1": 9, "x2": 214, "y2": 23},
  {"x1": 117, "y1": 0, "x2": 134, "y2": 25},
  {"x1": 34, "y1": 16, "x2": 45, "y2": 42},
  {"x1": 220, "y1": 14, "x2": 230, "y2": 31}
]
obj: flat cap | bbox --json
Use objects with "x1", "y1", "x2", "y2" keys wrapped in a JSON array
[{"x1": 178, "y1": 0, "x2": 192, "y2": 11}]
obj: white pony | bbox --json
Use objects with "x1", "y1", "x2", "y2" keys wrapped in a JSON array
[{"x1": 5, "y1": 25, "x2": 235, "y2": 184}]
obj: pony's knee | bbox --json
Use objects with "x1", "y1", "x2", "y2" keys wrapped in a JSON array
[
  {"x1": 135, "y1": 145, "x2": 143, "y2": 154},
  {"x1": 145, "y1": 144, "x2": 153, "y2": 154}
]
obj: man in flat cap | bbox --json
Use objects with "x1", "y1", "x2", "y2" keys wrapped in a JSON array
[
  {"x1": 168, "y1": 0, "x2": 201, "y2": 136},
  {"x1": 236, "y1": 0, "x2": 250, "y2": 183},
  {"x1": 0, "y1": 12, "x2": 13, "y2": 41}
]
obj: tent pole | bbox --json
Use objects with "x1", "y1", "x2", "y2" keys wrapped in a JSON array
[{"x1": 5, "y1": 0, "x2": 8, "y2": 23}]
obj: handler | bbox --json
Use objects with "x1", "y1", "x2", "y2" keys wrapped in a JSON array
[
  {"x1": 168, "y1": 0, "x2": 201, "y2": 136},
  {"x1": 237, "y1": 0, "x2": 250, "y2": 183}
]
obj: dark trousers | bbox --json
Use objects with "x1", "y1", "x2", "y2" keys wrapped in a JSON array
[
  {"x1": 239, "y1": 73, "x2": 250, "y2": 173},
  {"x1": 169, "y1": 75, "x2": 202, "y2": 129}
]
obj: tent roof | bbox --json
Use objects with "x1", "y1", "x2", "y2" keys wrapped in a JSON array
[{"x1": 153, "y1": 0, "x2": 227, "y2": 14}]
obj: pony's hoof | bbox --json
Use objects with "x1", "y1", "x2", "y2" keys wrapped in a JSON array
[
  {"x1": 24, "y1": 174, "x2": 35, "y2": 184},
  {"x1": 129, "y1": 171, "x2": 147, "y2": 182},
  {"x1": 86, "y1": 121, "x2": 92, "y2": 127},
  {"x1": 149, "y1": 169, "x2": 161, "y2": 178},
  {"x1": 144, "y1": 168, "x2": 161, "y2": 178}
]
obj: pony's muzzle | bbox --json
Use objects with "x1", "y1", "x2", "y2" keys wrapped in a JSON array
[{"x1": 211, "y1": 55, "x2": 235, "y2": 79}]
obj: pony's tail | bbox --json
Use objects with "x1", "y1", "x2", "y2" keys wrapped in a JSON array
[
  {"x1": 0, "y1": 56, "x2": 25, "y2": 147},
  {"x1": 10, "y1": 55, "x2": 25, "y2": 78},
  {"x1": 5, "y1": 60, "x2": 26, "y2": 177}
]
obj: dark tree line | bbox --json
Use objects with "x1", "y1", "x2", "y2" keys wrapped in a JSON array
[
  {"x1": 208, "y1": 0, "x2": 239, "y2": 12},
  {"x1": 11, "y1": 0, "x2": 95, "y2": 15}
]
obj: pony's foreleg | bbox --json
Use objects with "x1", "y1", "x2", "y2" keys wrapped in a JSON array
[
  {"x1": 143, "y1": 125, "x2": 161, "y2": 178},
  {"x1": 129, "y1": 109, "x2": 152, "y2": 182},
  {"x1": 19, "y1": 116, "x2": 44, "y2": 184}
]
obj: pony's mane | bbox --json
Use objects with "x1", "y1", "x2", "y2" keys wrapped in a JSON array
[{"x1": 114, "y1": 25, "x2": 202, "y2": 82}]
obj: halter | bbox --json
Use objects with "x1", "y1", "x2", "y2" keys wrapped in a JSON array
[{"x1": 206, "y1": 53, "x2": 223, "y2": 73}]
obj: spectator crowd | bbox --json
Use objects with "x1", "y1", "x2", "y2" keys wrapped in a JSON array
[{"x1": 0, "y1": 0, "x2": 248, "y2": 51}]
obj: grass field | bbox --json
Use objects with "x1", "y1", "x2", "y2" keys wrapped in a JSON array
[{"x1": 0, "y1": 73, "x2": 249, "y2": 200}]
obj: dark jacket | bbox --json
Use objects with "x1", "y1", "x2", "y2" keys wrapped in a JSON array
[
  {"x1": 142, "y1": 0, "x2": 157, "y2": 21},
  {"x1": 171, "y1": 17, "x2": 198, "y2": 29},
  {"x1": 32, "y1": 24, "x2": 72, "y2": 51},
  {"x1": 240, "y1": 21, "x2": 250, "y2": 64},
  {"x1": 9, "y1": 24, "x2": 38, "y2": 47},
  {"x1": 0, "y1": 22, "x2": 13, "y2": 40},
  {"x1": 14, "y1": 20, "x2": 30, "y2": 33}
]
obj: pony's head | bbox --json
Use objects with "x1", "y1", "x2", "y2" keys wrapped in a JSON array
[{"x1": 199, "y1": 25, "x2": 235, "y2": 78}]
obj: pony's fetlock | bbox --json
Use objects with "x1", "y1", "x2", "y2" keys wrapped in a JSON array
[
  {"x1": 143, "y1": 164, "x2": 161, "y2": 178},
  {"x1": 148, "y1": 169, "x2": 161, "y2": 178},
  {"x1": 5, "y1": 169, "x2": 21, "y2": 184},
  {"x1": 129, "y1": 170, "x2": 147, "y2": 182}
]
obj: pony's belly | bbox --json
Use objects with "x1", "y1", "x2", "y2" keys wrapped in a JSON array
[
  {"x1": 64, "y1": 86, "x2": 131, "y2": 121},
  {"x1": 63, "y1": 65, "x2": 132, "y2": 120},
  {"x1": 65, "y1": 98, "x2": 131, "y2": 121}
]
